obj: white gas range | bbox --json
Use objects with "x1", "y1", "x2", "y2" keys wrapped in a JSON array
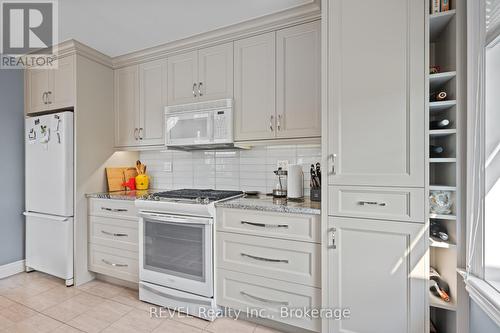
[{"x1": 135, "y1": 189, "x2": 243, "y2": 320}]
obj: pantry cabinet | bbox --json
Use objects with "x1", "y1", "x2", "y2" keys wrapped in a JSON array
[
  {"x1": 26, "y1": 55, "x2": 75, "y2": 114},
  {"x1": 167, "y1": 43, "x2": 233, "y2": 106},
  {"x1": 234, "y1": 22, "x2": 321, "y2": 142},
  {"x1": 114, "y1": 59, "x2": 167, "y2": 147},
  {"x1": 327, "y1": 217, "x2": 426, "y2": 333},
  {"x1": 326, "y1": 0, "x2": 425, "y2": 187}
]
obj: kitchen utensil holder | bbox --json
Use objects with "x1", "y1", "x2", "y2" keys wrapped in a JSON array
[{"x1": 310, "y1": 187, "x2": 321, "y2": 202}]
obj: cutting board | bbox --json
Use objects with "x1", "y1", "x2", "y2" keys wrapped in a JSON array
[{"x1": 106, "y1": 167, "x2": 138, "y2": 192}]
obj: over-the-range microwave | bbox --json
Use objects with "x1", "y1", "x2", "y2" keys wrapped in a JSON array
[{"x1": 165, "y1": 99, "x2": 234, "y2": 150}]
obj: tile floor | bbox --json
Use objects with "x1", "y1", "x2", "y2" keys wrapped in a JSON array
[{"x1": 0, "y1": 272, "x2": 283, "y2": 333}]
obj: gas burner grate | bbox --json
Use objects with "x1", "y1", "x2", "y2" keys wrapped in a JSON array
[{"x1": 153, "y1": 189, "x2": 243, "y2": 201}]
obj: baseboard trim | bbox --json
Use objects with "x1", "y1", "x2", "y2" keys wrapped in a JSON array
[{"x1": 0, "y1": 260, "x2": 25, "y2": 279}]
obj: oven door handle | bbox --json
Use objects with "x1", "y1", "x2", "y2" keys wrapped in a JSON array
[{"x1": 139, "y1": 212, "x2": 213, "y2": 225}]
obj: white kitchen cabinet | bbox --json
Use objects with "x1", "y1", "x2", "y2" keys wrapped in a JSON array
[
  {"x1": 326, "y1": 0, "x2": 425, "y2": 187},
  {"x1": 167, "y1": 43, "x2": 233, "y2": 106},
  {"x1": 114, "y1": 65, "x2": 139, "y2": 147},
  {"x1": 26, "y1": 55, "x2": 75, "y2": 114},
  {"x1": 234, "y1": 32, "x2": 276, "y2": 141},
  {"x1": 276, "y1": 21, "x2": 321, "y2": 138},
  {"x1": 167, "y1": 51, "x2": 198, "y2": 105},
  {"x1": 139, "y1": 59, "x2": 167, "y2": 145},
  {"x1": 115, "y1": 60, "x2": 167, "y2": 147},
  {"x1": 327, "y1": 217, "x2": 426, "y2": 333},
  {"x1": 198, "y1": 43, "x2": 233, "y2": 101}
]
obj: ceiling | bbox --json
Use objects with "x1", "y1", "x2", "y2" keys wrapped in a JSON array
[{"x1": 58, "y1": 0, "x2": 312, "y2": 57}]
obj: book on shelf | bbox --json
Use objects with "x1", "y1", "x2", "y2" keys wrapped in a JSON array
[{"x1": 430, "y1": 0, "x2": 451, "y2": 14}]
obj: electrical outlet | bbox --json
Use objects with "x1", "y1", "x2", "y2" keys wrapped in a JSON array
[
  {"x1": 276, "y1": 160, "x2": 289, "y2": 171},
  {"x1": 163, "y1": 162, "x2": 172, "y2": 172}
]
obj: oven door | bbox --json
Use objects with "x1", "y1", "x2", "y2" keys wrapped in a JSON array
[
  {"x1": 165, "y1": 111, "x2": 213, "y2": 146},
  {"x1": 139, "y1": 212, "x2": 213, "y2": 298}
]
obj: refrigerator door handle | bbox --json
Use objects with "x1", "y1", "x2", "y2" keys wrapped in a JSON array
[{"x1": 23, "y1": 212, "x2": 69, "y2": 222}]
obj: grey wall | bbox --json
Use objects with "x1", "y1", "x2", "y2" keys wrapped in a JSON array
[
  {"x1": 0, "y1": 70, "x2": 25, "y2": 266},
  {"x1": 470, "y1": 299, "x2": 500, "y2": 333}
]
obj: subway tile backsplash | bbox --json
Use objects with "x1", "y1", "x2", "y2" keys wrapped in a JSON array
[{"x1": 139, "y1": 144, "x2": 321, "y2": 194}]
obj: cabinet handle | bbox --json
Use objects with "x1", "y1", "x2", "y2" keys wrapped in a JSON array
[
  {"x1": 329, "y1": 154, "x2": 337, "y2": 175},
  {"x1": 193, "y1": 83, "x2": 198, "y2": 97},
  {"x1": 269, "y1": 115, "x2": 274, "y2": 132},
  {"x1": 240, "y1": 291, "x2": 289, "y2": 306},
  {"x1": 241, "y1": 221, "x2": 288, "y2": 229},
  {"x1": 198, "y1": 82, "x2": 203, "y2": 96},
  {"x1": 139, "y1": 128, "x2": 143, "y2": 140},
  {"x1": 358, "y1": 201, "x2": 387, "y2": 207},
  {"x1": 101, "y1": 207, "x2": 128, "y2": 212},
  {"x1": 328, "y1": 227, "x2": 336, "y2": 249},
  {"x1": 277, "y1": 114, "x2": 282, "y2": 131},
  {"x1": 241, "y1": 253, "x2": 288, "y2": 263},
  {"x1": 47, "y1": 91, "x2": 52, "y2": 104},
  {"x1": 134, "y1": 128, "x2": 139, "y2": 140},
  {"x1": 101, "y1": 259, "x2": 128, "y2": 268},
  {"x1": 101, "y1": 230, "x2": 128, "y2": 237},
  {"x1": 42, "y1": 92, "x2": 47, "y2": 104}
]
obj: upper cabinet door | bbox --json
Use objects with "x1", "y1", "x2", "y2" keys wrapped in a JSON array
[
  {"x1": 27, "y1": 68, "x2": 49, "y2": 114},
  {"x1": 328, "y1": 217, "x2": 426, "y2": 333},
  {"x1": 198, "y1": 43, "x2": 233, "y2": 101},
  {"x1": 234, "y1": 32, "x2": 276, "y2": 141},
  {"x1": 167, "y1": 51, "x2": 198, "y2": 105},
  {"x1": 327, "y1": 0, "x2": 425, "y2": 187},
  {"x1": 139, "y1": 59, "x2": 167, "y2": 146},
  {"x1": 276, "y1": 21, "x2": 321, "y2": 138},
  {"x1": 48, "y1": 56, "x2": 75, "y2": 110},
  {"x1": 115, "y1": 65, "x2": 139, "y2": 147}
]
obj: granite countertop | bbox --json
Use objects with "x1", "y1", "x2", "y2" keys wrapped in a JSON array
[
  {"x1": 216, "y1": 194, "x2": 321, "y2": 215},
  {"x1": 86, "y1": 189, "x2": 158, "y2": 201}
]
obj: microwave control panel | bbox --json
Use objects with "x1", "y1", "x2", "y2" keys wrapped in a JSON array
[{"x1": 214, "y1": 111, "x2": 228, "y2": 139}]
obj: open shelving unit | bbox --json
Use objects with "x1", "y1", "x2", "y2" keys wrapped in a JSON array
[{"x1": 427, "y1": 1, "x2": 468, "y2": 332}]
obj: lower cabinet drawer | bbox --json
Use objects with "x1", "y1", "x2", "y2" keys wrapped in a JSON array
[
  {"x1": 89, "y1": 244, "x2": 138, "y2": 283},
  {"x1": 217, "y1": 269, "x2": 321, "y2": 332},
  {"x1": 217, "y1": 232, "x2": 320, "y2": 287},
  {"x1": 328, "y1": 185, "x2": 425, "y2": 222},
  {"x1": 89, "y1": 198, "x2": 138, "y2": 220},
  {"x1": 89, "y1": 216, "x2": 138, "y2": 252},
  {"x1": 217, "y1": 208, "x2": 320, "y2": 243}
]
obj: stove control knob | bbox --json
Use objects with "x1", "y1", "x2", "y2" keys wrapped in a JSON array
[
  {"x1": 195, "y1": 197, "x2": 202, "y2": 204},
  {"x1": 202, "y1": 197, "x2": 210, "y2": 204}
]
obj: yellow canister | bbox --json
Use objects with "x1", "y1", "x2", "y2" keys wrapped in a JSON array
[{"x1": 135, "y1": 174, "x2": 149, "y2": 190}]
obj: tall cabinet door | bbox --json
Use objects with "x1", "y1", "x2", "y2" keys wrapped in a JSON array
[
  {"x1": 27, "y1": 68, "x2": 49, "y2": 114},
  {"x1": 234, "y1": 32, "x2": 276, "y2": 141},
  {"x1": 328, "y1": 217, "x2": 426, "y2": 333},
  {"x1": 167, "y1": 51, "x2": 198, "y2": 105},
  {"x1": 115, "y1": 65, "x2": 139, "y2": 147},
  {"x1": 198, "y1": 42, "x2": 233, "y2": 101},
  {"x1": 276, "y1": 21, "x2": 321, "y2": 138},
  {"x1": 49, "y1": 55, "x2": 75, "y2": 110},
  {"x1": 139, "y1": 59, "x2": 167, "y2": 146},
  {"x1": 327, "y1": 0, "x2": 425, "y2": 187}
]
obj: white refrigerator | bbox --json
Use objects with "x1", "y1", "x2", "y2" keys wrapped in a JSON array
[{"x1": 25, "y1": 111, "x2": 74, "y2": 286}]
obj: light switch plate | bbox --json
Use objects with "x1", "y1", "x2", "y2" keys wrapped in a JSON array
[
  {"x1": 276, "y1": 160, "x2": 289, "y2": 171},
  {"x1": 163, "y1": 162, "x2": 172, "y2": 172}
]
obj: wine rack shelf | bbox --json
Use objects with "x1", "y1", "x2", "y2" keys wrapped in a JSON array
[
  {"x1": 428, "y1": 1, "x2": 466, "y2": 332},
  {"x1": 430, "y1": 71, "x2": 457, "y2": 88},
  {"x1": 429, "y1": 158, "x2": 457, "y2": 163},
  {"x1": 429, "y1": 100, "x2": 457, "y2": 112},
  {"x1": 430, "y1": 10, "x2": 457, "y2": 41}
]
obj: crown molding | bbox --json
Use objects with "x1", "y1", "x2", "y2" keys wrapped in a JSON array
[
  {"x1": 112, "y1": 0, "x2": 320, "y2": 68},
  {"x1": 54, "y1": 39, "x2": 113, "y2": 68}
]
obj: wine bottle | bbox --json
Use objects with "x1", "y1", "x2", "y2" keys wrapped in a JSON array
[
  {"x1": 430, "y1": 267, "x2": 451, "y2": 302},
  {"x1": 430, "y1": 119, "x2": 450, "y2": 129},
  {"x1": 430, "y1": 221, "x2": 449, "y2": 241},
  {"x1": 431, "y1": 90, "x2": 448, "y2": 101},
  {"x1": 430, "y1": 145, "x2": 445, "y2": 157}
]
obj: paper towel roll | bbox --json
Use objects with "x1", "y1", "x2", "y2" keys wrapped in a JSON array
[{"x1": 287, "y1": 164, "x2": 304, "y2": 199}]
